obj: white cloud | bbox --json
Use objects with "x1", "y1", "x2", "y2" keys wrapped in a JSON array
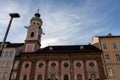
[
  {"x1": 0, "y1": 0, "x2": 31, "y2": 42},
  {"x1": 0, "y1": 0, "x2": 120, "y2": 47},
  {"x1": 41, "y1": 38, "x2": 60, "y2": 48}
]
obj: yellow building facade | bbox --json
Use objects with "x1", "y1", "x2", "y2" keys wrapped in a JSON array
[{"x1": 91, "y1": 33, "x2": 120, "y2": 80}]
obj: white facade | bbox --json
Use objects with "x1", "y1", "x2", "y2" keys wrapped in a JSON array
[
  {"x1": 0, "y1": 42, "x2": 24, "y2": 80},
  {"x1": 0, "y1": 48, "x2": 16, "y2": 80}
]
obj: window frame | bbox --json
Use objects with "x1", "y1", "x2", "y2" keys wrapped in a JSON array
[
  {"x1": 9, "y1": 51, "x2": 13, "y2": 57},
  {"x1": 63, "y1": 74, "x2": 69, "y2": 80},
  {"x1": 102, "y1": 43, "x2": 107, "y2": 49},
  {"x1": 37, "y1": 74, "x2": 42, "y2": 80},
  {"x1": 115, "y1": 54, "x2": 120, "y2": 62},
  {"x1": 105, "y1": 54, "x2": 110, "y2": 61},
  {"x1": 112, "y1": 43, "x2": 117, "y2": 49},
  {"x1": 4, "y1": 51, "x2": 8, "y2": 57},
  {"x1": 77, "y1": 74, "x2": 82, "y2": 80},
  {"x1": 30, "y1": 32, "x2": 34, "y2": 37},
  {"x1": 23, "y1": 75, "x2": 27, "y2": 80}
]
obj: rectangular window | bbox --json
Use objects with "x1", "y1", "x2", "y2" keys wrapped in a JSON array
[
  {"x1": 1, "y1": 51, "x2": 4, "y2": 57},
  {"x1": 112, "y1": 43, "x2": 117, "y2": 49},
  {"x1": 103, "y1": 44, "x2": 107, "y2": 49},
  {"x1": 115, "y1": 54, "x2": 120, "y2": 62},
  {"x1": 9, "y1": 51, "x2": 13, "y2": 57},
  {"x1": 105, "y1": 54, "x2": 110, "y2": 61},
  {"x1": 4, "y1": 51, "x2": 8, "y2": 57}
]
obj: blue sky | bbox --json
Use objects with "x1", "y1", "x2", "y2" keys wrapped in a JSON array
[{"x1": 0, "y1": 0, "x2": 120, "y2": 47}]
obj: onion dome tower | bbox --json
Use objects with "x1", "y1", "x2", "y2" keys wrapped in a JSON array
[{"x1": 25, "y1": 10, "x2": 44, "y2": 52}]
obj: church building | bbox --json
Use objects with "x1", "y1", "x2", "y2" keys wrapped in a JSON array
[{"x1": 0, "y1": 12, "x2": 106, "y2": 80}]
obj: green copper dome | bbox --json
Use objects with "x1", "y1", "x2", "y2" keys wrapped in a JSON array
[
  {"x1": 30, "y1": 12, "x2": 42, "y2": 22},
  {"x1": 31, "y1": 17, "x2": 42, "y2": 22}
]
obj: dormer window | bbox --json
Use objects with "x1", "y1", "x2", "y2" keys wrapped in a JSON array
[
  {"x1": 30, "y1": 32, "x2": 34, "y2": 37},
  {"x1": 80, "y1": 46, "x2": 84, "y2": 50},
  {"x1": 49, "y1": 47, "x2": 53, "y2": 50}
]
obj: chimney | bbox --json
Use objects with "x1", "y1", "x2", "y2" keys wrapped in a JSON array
[{"x1": 107, "y1": 33, "x2": 112, "y2": 37}]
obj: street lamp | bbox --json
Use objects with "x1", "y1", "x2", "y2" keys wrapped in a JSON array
[{"x1": 0, "y1": 13, "x2": 20, "y2": 56}]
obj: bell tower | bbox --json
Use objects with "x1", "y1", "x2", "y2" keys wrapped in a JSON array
[{"x1": 25, "y1": 10, "x2": 43, "y2": 52}]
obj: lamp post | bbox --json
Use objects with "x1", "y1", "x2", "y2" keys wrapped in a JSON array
[{"x1": 0, "y1": 13, "x2": 20, "y2": 55}]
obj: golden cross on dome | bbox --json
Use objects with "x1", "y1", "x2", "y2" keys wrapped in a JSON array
[{"x1": 37, "y1": 9, "x2": 39, "y2": 13}]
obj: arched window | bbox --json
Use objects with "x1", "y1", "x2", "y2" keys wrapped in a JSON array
[
  {"x1": 77, "y1": 74, "x2": 82, "y2": 80},
  {"x1": 64, "y1": 74, "x2": 69, "y2": 80},
  {"x1": 23, "y1": 75, "x2": 27, "y2": 80},
  {"x1": 37, "y1": 74, "x2": 42, "y2": 80},
  {"x1": 30, "y1": 32, "x2": 34, "y2": 37}
]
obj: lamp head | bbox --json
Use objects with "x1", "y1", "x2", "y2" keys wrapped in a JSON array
[{"x1": 9, "y1": 13, "x2": 20, "y2": 18}]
